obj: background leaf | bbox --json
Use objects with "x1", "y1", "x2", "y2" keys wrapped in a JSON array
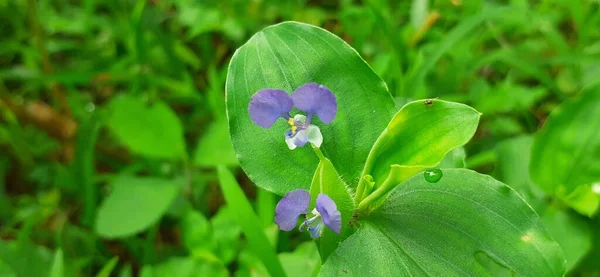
[
  {"x1": 321, "y1": 169, "x2": 565, "y2": 276},
  {"x1": 107, "y1": 95, "x2": 186, "y2": 159},
  {"x1": 95, "y1": 176, "x2": 179, "y2": 238},
  {"x1": 217, "y1": 166, "x2": 286, "y2": 277},
  {"x1": 193, "y1": 120, "x2": 237, "y2": 167},
  {"x1": 541, "y1": 207, "x2": 592, "y2": 271},
  {"x1": 530, "y1": 87, "x2": 600, "y2": 203},
  {"x1": 226, "y1": 21, "x2": 396, "y2": 195}
]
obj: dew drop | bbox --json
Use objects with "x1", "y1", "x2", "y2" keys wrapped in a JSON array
[{"x1": 424, "y1": 168, "x2": 443, "y2": 183}]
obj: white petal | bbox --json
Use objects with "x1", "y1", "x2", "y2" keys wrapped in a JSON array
[
  {"x1": 285, "y1": 135, "x2": 297, "y2": 150},
  {"x1": 293, "y1": 114, "x2": 307, "y2": 125},
  {"x1": 307, "y1": 125, "x2": 323, "y2": 147}
]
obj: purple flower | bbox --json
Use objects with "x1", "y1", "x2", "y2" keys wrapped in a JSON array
[
  {"x1": 248, "y1": 83, "x2": 337, "y2": 150},
  {"x1": 274, "y1": 189, "x2": 341, "y2": 238}
]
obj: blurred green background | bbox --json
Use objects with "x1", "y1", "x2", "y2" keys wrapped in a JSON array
[{"x1": 1, "y1": 0, "x2": 599, "y2": 276}]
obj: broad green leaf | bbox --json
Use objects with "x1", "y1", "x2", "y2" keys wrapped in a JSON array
[
  {"x1": 530, "y1": 88, "x2": 600, "y2": 194},
  {"x1": 321, "y1": 169, "x2": 565, "y2": 276},
  {"x1": 193, "y1": 120, "x2": 237, "y2": 167},
  {"x1": 226, "y1": 21, "x2": 395, "y2": 195},
  {"x1": 95, "y1": 176, "x2": 179, "y2": 238},
  {"x1": 96, "y1": 257, "x2": 118, "y2": 277},
  {"x1": 217, "y1": 166, "x2": 286, "y2": 277},
  {"x1": 308, "y1": 157, "x2": 354, "y2": 261},
  {"x1": 107, "y1": 95, "x2": 186, "y2": 159},
  {"x1": 541, "y1": 208, "x2": 592, "y2": 271},
  {"x1": 366, "y1": 100, "x2": 480, "y2": 186}
]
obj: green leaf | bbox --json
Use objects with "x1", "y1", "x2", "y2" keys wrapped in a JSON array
[
  {"x1": 49, "y1": 248, "x2": 64, "y2": 277},
  {"x1": 0, "y1": 240, "x2": 51, "y2": 277},
  {"x1": 308, "y1": 157, "x2": 355, "y2": 261},
  {"x1": 530, "y1": 88, "x2": 600, "y2": 194},
  {"x1": 210, "y1": 207, "x2": 242, "y2": 264},
  {"x1": 72, "y1": 111, "x2": 103, "y2": 227},
  {"x1": 217, "y1": 166, "x2": 287, "y2": 277},
  {"x1": 437, "y1": 146, "x2": 466, "y2": 169},
  {"x1": 180, "y1": 209, "x2": 215, "y2": 257},
  {"x1": 556, "y1": 185, "x2": 599, "y2": 217},
  {"x1": 365, "y1": 99, "x2": 480, "y2": 186},
  {"x1": 279, "y1": 242, "x2": 321, "y2": 277},
  {"x1": 107, "y1": 95, "x2": 186, "y2": 159},
  {"x1": 225, "y1": 21, "x2": 395, "y2": 195},
  {"x1": 541, "y1": 208, "x2": 592, "y2": 271},
  {"x1": 96, "y1": 257, "x2": 118, "y2": 277},
  {"x1": 321, "y1": 169, "x2": 565, "y2": 276},
  {"x1": 193, "y1": 120, "x2": 237, "y2": 167},
  {"x1": 95, "y1": 176, "x2": 179, "y2": 238},
  {"x1": 494, "y1": 135, "x2": 546, "y2": 211}
]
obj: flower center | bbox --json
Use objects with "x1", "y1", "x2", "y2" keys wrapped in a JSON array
[
  {"x1": 287, "y1": 117, "x2": 298, "y2": 133},
  {"x1": 299, "y1": 208, "x2": 324, "y2": 238}
]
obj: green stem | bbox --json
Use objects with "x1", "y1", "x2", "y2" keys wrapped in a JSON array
[
  {"x1": 358, "y1": 172, "x2": 396, "y2": 211},
  {"x1": 311, "y1": 143, "x2": 326, "y2": 161},
  {"x1": 354, "y1": 129, "x2": 388, "y2": 203}
]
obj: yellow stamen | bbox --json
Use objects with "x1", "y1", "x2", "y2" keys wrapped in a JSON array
[
  {"x1": 291, "y1": 125, "x2": 297, "y2": 133},
  {"x1": 287, "y1": 118, "x2": 295, "y2": 126}
]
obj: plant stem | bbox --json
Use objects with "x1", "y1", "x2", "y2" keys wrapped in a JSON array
[
  {"x1": 354, "y1": 129, "x2": 388, "y2": 203},
  {"x1": 311, "y1": 143, "x2": 326, "y2": 161}
]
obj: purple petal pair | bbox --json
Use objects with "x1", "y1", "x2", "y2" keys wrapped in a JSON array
[
  {"x1": 248, "y1": 83, "x2": 337, "y2": 150},
  {"x1": 274, "y1": 189, "x2": 341, "y2": 238}
]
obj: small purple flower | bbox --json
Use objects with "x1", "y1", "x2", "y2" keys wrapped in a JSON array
[
  {"x1": 274, "y1": 189, "x2": 341, "y2": 238},
  {"x1": 248, "y1": 83, "x2": 337, "y2": 150}
]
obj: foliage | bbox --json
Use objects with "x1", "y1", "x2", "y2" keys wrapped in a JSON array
[{"x1": 0, "y1": 0, "x2": 599, "y2": 276}]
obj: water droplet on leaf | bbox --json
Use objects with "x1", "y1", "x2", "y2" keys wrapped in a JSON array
[{"x1": 424, "y1": 168, "x2": 443, "y2": 183}]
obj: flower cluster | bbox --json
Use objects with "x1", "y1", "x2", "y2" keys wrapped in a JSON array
[
  {"x1": 248, "y1": 83, "x2": 337, "y2": 149},
  {"x1": 249, "y1": 82, "x2": 342, "y2": 238}
]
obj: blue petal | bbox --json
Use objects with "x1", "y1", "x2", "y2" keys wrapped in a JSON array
[
  {"x1": 248, "y1": 89, "x2": 293, "y2": 128},
  {"x1": 275, "y1": 189, "x2": 311, "y2": 231},
  {"x1": 316, "y1": 194, "x2": 341, "y2": 233},
  {"x1": 291, "y1": 83, "x2": 337, "y2": 124}
]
